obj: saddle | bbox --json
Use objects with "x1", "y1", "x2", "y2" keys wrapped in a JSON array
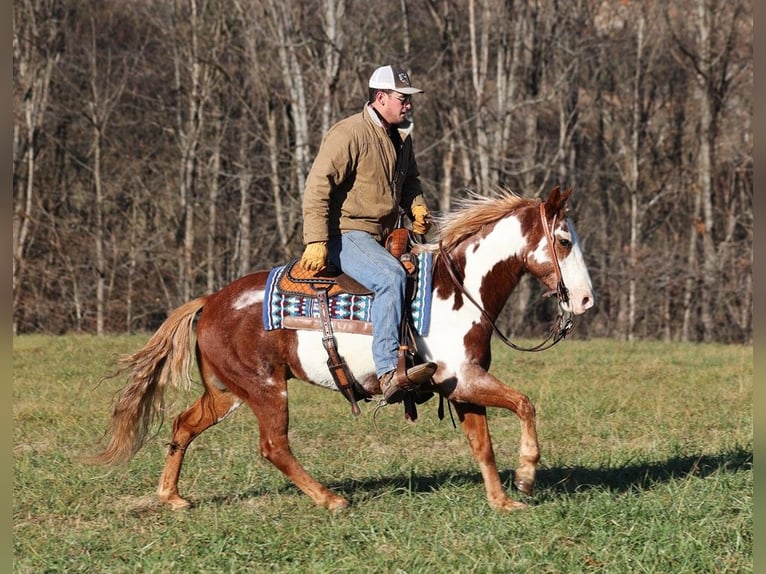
[
  {"x1": 277, "y1": 259, "x2": 372, "y2": 299},
  {"x1": 278, "y1": 227, "x2": 416, "y2": 298}
]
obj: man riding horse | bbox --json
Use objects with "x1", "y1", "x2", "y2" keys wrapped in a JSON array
[{"x1": 299, "y1": 64, "x2": 436, "y2": 404}]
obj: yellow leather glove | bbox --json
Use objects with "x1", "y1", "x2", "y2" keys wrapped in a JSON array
[
  {"x1": 300, "y1": 241, "x2": 328, "y2": 272},
  {"x1": 411, "y1": 204, "x2": 431, "y2": 235}
]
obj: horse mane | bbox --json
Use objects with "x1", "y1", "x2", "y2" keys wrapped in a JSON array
[{"x1": 415, "y1": 188, "x2": 537, "y2": 254}]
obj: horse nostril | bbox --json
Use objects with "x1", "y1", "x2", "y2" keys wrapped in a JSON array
[{"x1": 582, "y1": 296, "x2": 593, "y2": 309}]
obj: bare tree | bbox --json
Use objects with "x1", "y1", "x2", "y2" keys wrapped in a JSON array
[
  {"x1": 13, "y1": 0, "x2": 63, "y2": 334},
  {"x1": 671, "y1": 0, "x2": 751, "y2": 341},
  {"x1": 168, "y1": 0, "x2": 222, "y2": 302},
  {"x1": 82, "y1": 14, "x2": 131, "y2": 334},
  {"x1": 11, "y1": 0, "x2": 752, "y2": 342}
]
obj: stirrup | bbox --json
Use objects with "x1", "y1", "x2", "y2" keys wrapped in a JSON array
[{"x1": 380, "y1": 362, "x2": 437, "y2": 404}]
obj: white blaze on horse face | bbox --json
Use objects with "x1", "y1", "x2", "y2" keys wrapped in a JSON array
[
  {"x1": 232, "y1": 289, "x2": 264, "y2": 310},
  {"x1": 557, "y1": 219, "x2": 595, "y2": 314},
  {"x1": 424, "y1": 215, "x2": 527, "y2": 376},
  {"x1": 536, "y1": 218, "x2": 594, "y2": 315}
]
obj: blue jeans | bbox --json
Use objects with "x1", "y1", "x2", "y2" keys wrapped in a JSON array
[{"x1": 327, "y1": 231, "x2": 406, "y2": 378}]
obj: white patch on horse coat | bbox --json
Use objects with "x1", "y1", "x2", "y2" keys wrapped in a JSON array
[
  {"x1": 529, "y1": 234, "x2": 551, "y2": 266},
  {"x1": 422, "y1": 296, "x2": 473, "y2": 376},
  {"x1": 295, "y1": 330, "x2": 375, "y2": 390},
  {"x1": 216, "y1": 399, "x2": 243, "y2": 423},
  {"x1": 464, "y1": 216, "x2": 527, "y2": 298},
  {"x1": 232, "y1": 289, "x2": 264, "y2": 310}
]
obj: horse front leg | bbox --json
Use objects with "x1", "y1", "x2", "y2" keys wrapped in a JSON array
[
  {"x1": 449, "y1": 366, "x2": 540, "y2": 508},
  {"x1": 452, "y1": 402, "x2": 528, "y2": 511}
]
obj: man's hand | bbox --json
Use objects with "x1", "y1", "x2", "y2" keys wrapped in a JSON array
[
  {"x1": 300, "y1": 241, "x2": 328, "y2": 272},
  {"x1": 411, "y1": 205, "x2": 431, "y2": 235}
]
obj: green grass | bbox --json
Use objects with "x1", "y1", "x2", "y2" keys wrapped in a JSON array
[{"x1": 14, "y1": 335, "x2": 752, "y2": 573}]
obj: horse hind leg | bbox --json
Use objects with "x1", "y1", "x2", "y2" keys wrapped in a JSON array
[
  {"x1": 157, "y1": 367, "x2": 242, "y2": 510},
  {"x1": 244, "y1": 377, "x2": 349, "y2": 511}
]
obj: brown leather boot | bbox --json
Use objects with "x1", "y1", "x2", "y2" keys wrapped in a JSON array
[{"x1": 379, "y1": 362, "x2": 437, "y2": 404}]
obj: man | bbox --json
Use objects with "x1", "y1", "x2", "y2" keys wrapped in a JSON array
[{"x1": 300, "y1": 64, "x2": 436, "y2": 404}]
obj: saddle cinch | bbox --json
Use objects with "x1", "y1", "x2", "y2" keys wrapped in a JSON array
[{"x1": 279, "y1": 228, "x2": 424, "y2": 417}]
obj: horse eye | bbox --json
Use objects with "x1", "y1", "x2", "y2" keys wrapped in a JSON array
[{"x1": 558, "y1": 238, "x2": 572, "y2": 248}]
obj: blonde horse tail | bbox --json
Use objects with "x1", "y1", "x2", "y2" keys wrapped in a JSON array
[{"x1": 87, "y1": 297, "x2": 207, "y2": 466}]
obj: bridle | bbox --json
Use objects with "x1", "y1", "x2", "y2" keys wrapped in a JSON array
[
  {"x1": 437, "y1": 201, "x2": 574, "y2": 352},
  {"x1": 538, "y1": 202, "x2": 571, "y2": 307}
]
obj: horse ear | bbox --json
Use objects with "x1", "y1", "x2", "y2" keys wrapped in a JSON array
[{"x1": 545, "y1": 186, "x2": 572, "y2": 214}]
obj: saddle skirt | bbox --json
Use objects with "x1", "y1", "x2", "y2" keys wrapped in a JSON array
[{"x1": 263, "y1": 251, "x2": 434, "y2": 336}]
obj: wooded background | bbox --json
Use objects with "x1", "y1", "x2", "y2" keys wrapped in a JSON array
[{"x1": 13, "y1": 0, "x2": 752, "y2": 343}]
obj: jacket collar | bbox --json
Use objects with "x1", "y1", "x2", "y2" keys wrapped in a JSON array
[{"x1": 364, "y1": 103, "x2": 414, "y2": 139}]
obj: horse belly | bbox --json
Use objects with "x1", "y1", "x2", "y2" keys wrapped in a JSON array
[{"x1": 295, "y1": 330, "x2": 375, "y2": 390}]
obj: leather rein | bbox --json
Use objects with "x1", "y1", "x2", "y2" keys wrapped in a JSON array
[{"x1": 437, "y1": 201, "x2": 574, "y2": 353}]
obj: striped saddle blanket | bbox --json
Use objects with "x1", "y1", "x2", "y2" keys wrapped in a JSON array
[{"x1": 263, "y1": 251, "x2": 434, "y2": 336}]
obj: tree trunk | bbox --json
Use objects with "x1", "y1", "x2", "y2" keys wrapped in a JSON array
[
  {"x1": 695, "y1": 0, "x2": 717, "y2": 342},
  {"x1": 171, "y1": 0, "x2": 218, "y2": 302},
  {"x1": 468, "y1": 0, "x2": 490, "y2": 193},
  {"x1": 237, "y1": 126, "x2": 253, "y2": 278},
  {"x1": 682, "y1": 178, "x2": 702, "y2": 342},
  {"x1": 320, "y1": 0, "x2": 345, "y2": 135},
  {"x1": 207, "y1": 114, "x2": 221, "y2": 294},
  {"x1": 268, "y1": 0, "x2": 310, "y2": 195},
  {"x1": 626, "y1": 13, "x2": 645, "y2": 341}
]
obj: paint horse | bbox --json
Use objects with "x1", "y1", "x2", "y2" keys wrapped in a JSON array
[{"x1": 91, "y1": 186, "x2": 595, "y2": 511}]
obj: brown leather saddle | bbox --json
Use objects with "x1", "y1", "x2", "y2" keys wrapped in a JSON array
[
  {"x1": 277, "y1": 259, "x2": 372, "y2": 298},
  {"x1": 277, "y1": 226, "x2": 416, "y2": 300}
]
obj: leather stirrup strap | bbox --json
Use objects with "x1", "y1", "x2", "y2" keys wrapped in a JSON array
[
  {"x1": 395, "y1": 310, "x2": 419, "y2": 422},
  {"x1": 317, "y1": 289, "x2": 361, "y2": 416}
]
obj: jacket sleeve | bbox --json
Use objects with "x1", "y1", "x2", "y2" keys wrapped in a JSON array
[{"x1": 302, "y1": 128, "x2": 354, "y2": 244}]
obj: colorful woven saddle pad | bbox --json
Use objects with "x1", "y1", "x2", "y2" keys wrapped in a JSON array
[{"x1": 263, "y1": 251, "x2": 434, "y2": 336}]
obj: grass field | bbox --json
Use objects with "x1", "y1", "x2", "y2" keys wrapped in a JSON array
[{"x1": 14, "y1": 334, "x2": 751, "y2": 573}]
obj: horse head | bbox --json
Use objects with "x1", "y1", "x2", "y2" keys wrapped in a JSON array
[{"x1": 527, "y1": 186, "x2": 596, "y2": 316}]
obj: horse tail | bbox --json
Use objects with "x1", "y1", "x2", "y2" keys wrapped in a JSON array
[{"x1": 87, "y1": 296, "x2": 207, "y2": 466}]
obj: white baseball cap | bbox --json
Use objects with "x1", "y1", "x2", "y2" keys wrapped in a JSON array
[{"x1": 368, "y1": 65, "x2": 423, "y2": 94}]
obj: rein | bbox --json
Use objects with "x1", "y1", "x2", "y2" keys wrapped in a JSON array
[{"x1": 437, "y1": 202, "x2": 574, "y2": 353}]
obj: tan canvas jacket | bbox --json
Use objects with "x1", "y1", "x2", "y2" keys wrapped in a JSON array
[{"x1": 302, "y1": 104, "x2": 427, "y2": 244}]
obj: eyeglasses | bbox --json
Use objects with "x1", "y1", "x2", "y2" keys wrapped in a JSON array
[{"x1": 387, "y1": 92, "x2": 412, "y2": 106}]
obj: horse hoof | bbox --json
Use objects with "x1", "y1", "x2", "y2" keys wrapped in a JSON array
[
  {"x1": 326, "y1": 497, "x2": 350, "y2": 511},
  {"x1": 514, "y1": 478, "x2": 534, "y2": 496},
  {"x1": 491, "y1": 497, "x2": 528, "y2": 512},
  {"x1": 162, "y1": 496, "x2": 193, "y2": 510}
]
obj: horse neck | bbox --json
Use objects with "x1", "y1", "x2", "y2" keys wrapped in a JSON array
[{"x1": 434, "y1": 222, "x2": 529, "y2": 323}]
